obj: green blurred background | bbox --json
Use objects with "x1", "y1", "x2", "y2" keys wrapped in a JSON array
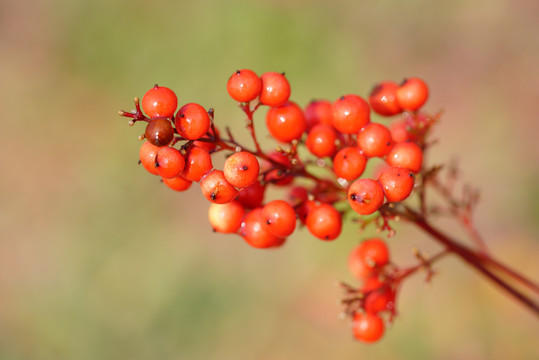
[{"x1": 1, "y1": 0, "x2": 538, "y2": 359}]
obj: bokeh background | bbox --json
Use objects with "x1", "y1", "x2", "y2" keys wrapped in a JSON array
[{"x1": 1, "y1": 0, "x2": 538, "y2": 359}]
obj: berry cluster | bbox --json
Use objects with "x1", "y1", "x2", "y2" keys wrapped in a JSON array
[{"x1": 119, "y1": 71, "x2": 437, "y2": 342}]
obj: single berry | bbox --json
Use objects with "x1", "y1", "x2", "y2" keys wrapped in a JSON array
[
  {"x1": 144, "y1": 118, "x2": 174, "y2": 147},
  {"x1": 304, "y1": 99, "x2": 333, "y2": 130},
  {"x1": 362, "y1": 276, "x2": 395, "y2": 314},
  {"x1": 348, "y1": 239, "x2": 390, "y2": 279},
  {"x1": 223, "y1": 151, "x2": 260, "y2": 189},
  {"x1": 378, "y1": 166, "x2": 414, "y2": 202},
  {"x1": 155, "y1": 147, "x2": 185, "y2": 179},
  {"x1": 208, "y1": 200, "x2": 245, "y2": 233},
  {"x1": 332, "y1": 94, "x2": 370, "y2": 134},
  {"x1": 368, "y1": 81, "x2": 402, "y2": 116},
  {"x1": 240, "y1": 208, "x2": 286, "y2": 249},
  {"x1": 200, "y1": 170, "x2": 239, "y2": 204},
  {"x1": 236, "y1": 180, "x2": 266, "y2": 209},
  {"x1": 305, "y1": 124, "x2": 338, "y2": 158},
  {"x1": 357, "y1": 123, "x2": 393, "y2": 158},
  {"x1": 226, "y1": 69, "x2": 262, "y2": 102},
  {"x1": 259, "y1": 72, "x2": 291, "y2": 107},
  {"x1": 386, "y1": 141, "x2": 423, "y2": 173},
  {"x1": 139, "y1": 141, "x2": 160, "y2": 175},
  {"x1": 175, "y1": 103, "x2": 211, "y2": 140},
  {"x1": 348, "y1": 178, "x2": 385, "y2": 215},
  {"x1": 389, "y1": 119, "x2": 413, "y2": 143},
  {"x1": 306, "y1": 203, "x2": 342, "y2": 241},
  {"x1": 265, "y1": 102, "x2": 306, "y2": 143},
  {"x1": 352, "y1": 312, "x2": 385, "y2": 343},
  {"x1": 162, "y1": 175, "x2": 192, "y2": 192},
  {"x1": 181, "y1": 146, "x2": 213, "y2": 182},
  {"x1": 141, "y1": 85, "x2": 178, "y2": 119},
  {"x1": 262, "y1": 200, "x2": 297, "y2": 237},
  {"x1": 396, "y1": 77, "x2": 429, "y2": 111},
  {"x1": 333, "y1": 147, "x2": 367, "y2": 181}
]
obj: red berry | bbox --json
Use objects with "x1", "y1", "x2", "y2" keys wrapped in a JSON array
[
  {"x1": 362, "y1": 276, "x2": 395, "y2": 314},
  {"x1": 305, "y1": 99, "x2": 333, "y2": 130},
  {"x1": 240, "y1": 208, "x2": 286, "y2": 249},
  {"x1": 306, "y1": 124, "x2": 338, "y2": 158},
  {"x1": 226, "y1": 69, "x2": 262, "y2": 102},
  {"x1": 378, "y1": 166, "x2": 415, "y2": 202},
  {"x1": 348, "y1": 239, "x2": 390, "y2": 279},
  {"x1": 389, "y1": 119, "x2": 413, "y2": 143},
  {"x1": 155, "y1": 147, "x2": 185, "y2": 179},
  {"x1": 208, "y1": 200, "x2": 245, "y2": 233},
  {"x1": 357, "y1": 123, "x2": 393, "y2": 158},
  {"x1": 145, "y1": 118, "x2": 174, "y2": 147},
  {"x1": 368, "y1": 81, "x2": 402, "y2": 116},
  {"x1": 181, "y1": 146, "x2": 213, "y2": 182},
  {"x1": 236, "y1": 180, "x2": 266, "y2": 209},
  {"x1": 296, "y1": 200, "x2": 318, "y2": 225},
  {"x1": 333, "y1": 147, "x2": 367, "y2": 181},
  {"x1": 265, "y1": 102, "x2": 306, "y2": 143},
  {"x1": 262, "y1": 152, "x2": 294, "y2": 186},
  {"x1": 352, "y1": 312, "x2": 385, "y2": 343},
  {"x1": 306, "y1": 203, "x2": 342, "y2": 241},
  {"x1": 287, "y1": 186, "x2": 309, "y2": 205},
  {"x1": 139, "y1": 141, "x2": 160, "y2": 175},
  {"x1": 262, "y1": 200, "x2": 297, "y2": 237},
  {"x1": 200, "y1": 170, "x2": 238, "y2": 204},
  {"x1": 332, "y1": 94, "x2": 370, "y2": 134},
  {"x1": 348, "y1": 178, "x2": 385, "y2": 215},
  {"x1": 386, "y1": 142, "x2": 423, "y2": 173},
  {"x1": 223, "y1": 151, "x2": 260, "y2": 189},
  {"x1": 175, "y1": 103, "x2": 211, "y2": 140},
  {"x1": 396, "y1": 77, "x2": 429, "y2": 111},
  {"x1": 141, "y1": 85, "x2": 178, "y2": 119},
  {"x1": 162, "y1": 175, "x2": 192, "y2": 192},
  {"x1": 259, "y1": 72, "x2": 291, "y2": 107}
]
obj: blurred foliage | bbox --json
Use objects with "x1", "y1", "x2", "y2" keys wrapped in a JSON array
[{"x1": 0, "y1": 0, "x2": 538, "y2": 359}]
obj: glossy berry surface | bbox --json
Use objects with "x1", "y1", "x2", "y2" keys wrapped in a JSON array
[
  {"x1": 352, "y1": 312, "x2": 385, "y2": 343},
  {"x1": 236, "y1": 180, "x2": 266, "y2": 209},
  {"x1": 357, "y1": 238, "x2": 390, "y2": 268},
  {"x1": 265, "y1": 102, "x2": 306, "y2": 143},
  {"x1": 396, "y1": 77, "x2": 429, "y2": 111},
  {"x1": 259, "y1": 72, "x2": 291, "y2": 107},
  {"x1": 306, "y1": 203, "x2": 342, "y2": 241},
  {"x1": 181, "y1": 146, "x2": 213, "y2": 182},
  {"x1": 333, "y1": 147, "x2": 367, "y2": 181},
  {"x1": 378, "y1": 166, "x2": 415, "y2": 202},
  {"x1": 304, "y1": 99, "x2": 333, "y2": 130},
  {"x1": 200, "y1": 170, "x2": 238, "y2": 204},
  {"x1": 139, "y1": 141, "x2": 160, "y2": 175},
  {"x1": 175, "y1": 103, "x2": 211, "y2": 140},
  {"x1": 162, "y1": 175, "x2": 192, "y2": 192},
  {"x1": 332, "y1": 94, "x2": 370, "y2": 134},
  {"x1": 262, "y1": 200, "x2": 297, "y2": 237},
  {"x1": 357, "y1": 123, "x2": 393, "y2": 158},
  {"x1": 240, "y1": 208, "x2": 286, "y2": 249},
  {"x1": 223, "y1": 151, "x2": 260, "y2": 189},
  {"x1": 348, "y1": 178, "x2": 385, "y2": 215},
  {"x1": 145, "y1": 118, "x2": 174, "y2": 147},
  {"x1": 208, "y1": 200, "x2": 245, "y2": 233},
  {"x1": 305, "y1": 124, "x2": 338, "y2": 158},
  {"x1": 389, "y1": 119, "x2": 413, "y2": 143},
  {"x1": 141, "y1": 85, "x2": 178, "y2": 119},
  {"x1": 155, "y1": 147, "x2": 185, "y2": 179},
  {"x1": 368, "y1": 81, "x2": 402, "y2": 116},
  {"x1": 226, "y1": 69, "x2": 262, "y2": 102},
  {"x1": 386, "y1": 142, "x2": 423, "y2": 173}
]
